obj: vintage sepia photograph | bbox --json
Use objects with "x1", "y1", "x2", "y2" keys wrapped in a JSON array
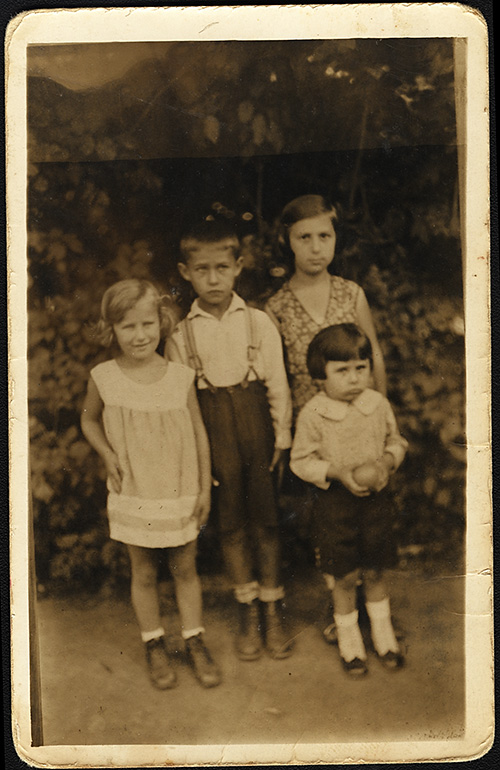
[{"x1": 6, "y1": 4, "x2": 492, "y2": 767}]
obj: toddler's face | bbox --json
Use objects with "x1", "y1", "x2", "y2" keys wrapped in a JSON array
[
  {"x1": 288, "y1": 213, "x2": 336, "y2": 276},
  {"x1": 178, "y1": 242, "x2": 243, "y2": 317},
  {"x1": 323, "y1": 359, "x2": 371, "y2": 402},
  {"x1": 113, "y1": 294, "x2": 160, "y2": 364}
]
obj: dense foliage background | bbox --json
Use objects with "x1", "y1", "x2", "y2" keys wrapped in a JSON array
[{"x1": 27, "y1": 39, "x2": 465, "y2": 593}]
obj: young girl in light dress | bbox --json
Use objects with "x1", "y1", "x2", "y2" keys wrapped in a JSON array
[{"x1": 81, "y1": 279, "x2": 221, "y2": 690}]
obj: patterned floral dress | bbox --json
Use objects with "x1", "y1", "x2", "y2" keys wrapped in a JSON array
[{"x1": 266, "y1": 275, "x2": 361, "y2": 420}]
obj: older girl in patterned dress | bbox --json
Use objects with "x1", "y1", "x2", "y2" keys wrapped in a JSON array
[{"x1": 266, "y1": 195, "x2": 386, "y2": 421}]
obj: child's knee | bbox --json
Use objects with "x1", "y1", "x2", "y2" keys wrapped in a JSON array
[
  {"x1": 132, "y1": 562, "x2": 158, "y2": 589},
  {"x1": 337, "y1": 568, "x2": 361, "y2": 592},
  {"x1": 170, "y1": 546, "x2": 198, "y2": 583},
  {"x1": 362, "y1": 568, "x2": 384, "y2": 586},
  {"x1": 221, "y1": 526, "x2": 248, "y2": 548},
  {"x1": 252, "y1": 524, "x2": 280, "y2": 548}
]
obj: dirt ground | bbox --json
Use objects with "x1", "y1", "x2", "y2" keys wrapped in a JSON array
[{"x1": 34, "y1": 557, "x2": 465, "y2": 753}]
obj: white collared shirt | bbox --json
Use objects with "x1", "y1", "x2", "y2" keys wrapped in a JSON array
[
  {"x1": 290, "y1": 389, "x2": 408, "y2": 489},
  {"x1": 166, "y1": 293, "x2": 292, "y2": 449}
]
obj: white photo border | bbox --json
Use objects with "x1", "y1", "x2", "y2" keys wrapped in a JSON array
[{"x1": 6, "y1": 4, "x2": 492, "y2": 766}]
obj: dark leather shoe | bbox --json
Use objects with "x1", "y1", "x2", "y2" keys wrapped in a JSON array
[
  {"x1": 341, "y1": 655, "x2": 368, "y2": 677},
  {"x1": 145, "y1": 637, "x2": 177, "y2": 689},
  {"x1": 262, "y1": 600, "x2": 294, "y2": 660},
  {"x1": 236, "y1": 600, "x2": 263, "y2": 661},
  {"x1": 377, "y1": 649, "x2": 405, "y2": 670},
  {"x1": 185, "y1": 634, "x2": 221, "y2": 688}
]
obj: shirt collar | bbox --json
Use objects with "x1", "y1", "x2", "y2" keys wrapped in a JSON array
[
  {"x1": 307, "y1": 388, "x2": 382, "y2": 421},
  {"x1": 187, "y1": 292, "x2": 245, "y2": 320}
]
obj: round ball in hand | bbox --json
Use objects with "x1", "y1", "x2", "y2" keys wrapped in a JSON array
[{"x1": 352, "y1": 462, "x2": 381, "y2": 491}]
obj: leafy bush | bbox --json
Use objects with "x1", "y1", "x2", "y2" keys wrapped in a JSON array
[{"x1": 28, "y1": 150, "x2": 464, "y2": 593}]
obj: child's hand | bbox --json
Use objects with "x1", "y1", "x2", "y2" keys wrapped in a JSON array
[
  {"x1": 104, "y1": 451, "x2": 123, "y2": 494},
  {"x1": 269, "y1": 447, "x2": 288, "y2": 490},
  {"x1": 193, "y1": 489, "x2": 211, "y2": 528},
  {"x1": 335, "y1": 466, "x2": 371, "y2": 497}
]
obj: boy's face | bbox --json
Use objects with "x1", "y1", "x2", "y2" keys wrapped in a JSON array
[
  {"x1": 178, "y1": 241, "x2": 243, "y2": 317},
  {"x1": 323, "y1": 359, "x2": 371, "y2": 402}
]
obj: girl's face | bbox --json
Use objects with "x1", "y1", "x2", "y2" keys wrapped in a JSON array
[
  {"x1": 323, "y1": 359, "x2": 371, "y2": 402},
  {"x1": 113, "y1": 294, "x2": 160, "y2": 364},
  {"x1": 288, "y1": 213, "x2": 336, "y2": 276}
]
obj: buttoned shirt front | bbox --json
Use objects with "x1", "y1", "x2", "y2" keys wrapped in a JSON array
[{"x1": 166, "y1": 293, "x2": 292, "y2": 449}]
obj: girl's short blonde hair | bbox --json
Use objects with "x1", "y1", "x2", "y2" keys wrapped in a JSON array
[{"x1": 95, "y1": 279, "x2": 174, "y2": 348}]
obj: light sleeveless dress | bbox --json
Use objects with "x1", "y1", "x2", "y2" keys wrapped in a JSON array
[
  {"x1": 91, "y1": 359, "x2": 199, "y2": 548},
  {"x1": 266, "y1": 275, "x2": 361, "y2": 419}
]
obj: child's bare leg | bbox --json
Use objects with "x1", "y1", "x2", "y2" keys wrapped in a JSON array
[
  {"x1": 333, "y1": 569, "x2": 359, "y2": 615},
  {"x1": 170, "y1": 540, "x2": 221, "y2": 687},
  {"x1": 221, "y1": 526, "x2": 254, "y2": 585},
  {"x1": 333, "y1": 569, "x2": 367, "y2": 669},
  {"x1": 252, "y1": 524, "x2": 281, "y2": 589},
  {"x1": 128, "y1": 544, "x2": 176, "y2": 689},
  {"x1": 363, "y1": 569, "x2": 388, "y2": 604},
  {"x1": 169, "y1": 540, "x2": 204, "y2": 636},
  {"x1": 363, "y1": 569, "x2": 402, "y2": 665},
  {"x1": 127, "y1": 544, "x2": 162, "y2": 635}
]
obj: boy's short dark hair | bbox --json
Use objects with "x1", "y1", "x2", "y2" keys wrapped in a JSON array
[
  {"x1": 307, "y1": 323, "x2": 373, "y2": 380},
  {"x1": 179, "y1": 219, "x2": 240, "y2": 263}
]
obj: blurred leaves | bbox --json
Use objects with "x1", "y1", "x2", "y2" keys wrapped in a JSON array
[
  {"x1": 27, "y1": 72, "x2": 464, "y2": 589},
  {"x1": 28, "y1": 39, "x2": 456, "y2": 162}
]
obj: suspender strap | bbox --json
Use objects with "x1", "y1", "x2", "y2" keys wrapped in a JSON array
[
  {"x1": 181, "y1": 305, "x2": 259, "y2": 391},
  {"x1": 180, "y1": 318, "x2": 216, "y2": 392},
  {"x1": 241, "y1": 306, "x2": 259, "y2": 388}
]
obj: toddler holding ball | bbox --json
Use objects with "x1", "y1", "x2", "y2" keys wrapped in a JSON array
[{"x1": 290, "y1": 323, "x2": 408, "y2": 676}]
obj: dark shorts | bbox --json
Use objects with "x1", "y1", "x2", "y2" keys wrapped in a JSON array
[
  {"x1": 197, "y1": 381, "x2": 278, "y2": 533},
  {"x1": 312, "y1": 481, "x2": 398, "y2": 579}
]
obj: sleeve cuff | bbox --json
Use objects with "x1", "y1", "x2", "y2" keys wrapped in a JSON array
[
  {"x1": 290, "y1": 458, "x2": 331, "y2": 490},
  {"x1": 275, "y1": 429, "x2": 292, "y2": 450},
  {"x1": 385, "y1": 440, "x2": 408, "y2": 470}
]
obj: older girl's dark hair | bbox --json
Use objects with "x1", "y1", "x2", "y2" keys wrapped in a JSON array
[
  {"x1": 95, "y1": 279, "x2": 174, "y2": 348},
  {"x1": 278, "y1": 194, "x2": 339, "y2": 264},
  {"x1": 307, "y1": 323, "x2": 373, "y2": 380}
]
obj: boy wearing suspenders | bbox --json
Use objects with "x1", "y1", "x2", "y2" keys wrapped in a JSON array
[{"x1": 166, "y1": 220, "x2": 294, "y2": 661}]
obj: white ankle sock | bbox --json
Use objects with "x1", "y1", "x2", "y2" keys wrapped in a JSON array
[
  {"x1": 182, "y1": 626, "x2": 205, "y2": 641},
  {"x1": 365, "y1": 597, "x2": 399, "y2": 655},
  {"x1": 334, "y1": 610, "x2": 366, "y2": 662},
  {"x1": 141, "y1": 627, "x2": 165, "y2": 643},
  {"x1": 258, "y1": 585, "x2": 285, "y2": 603},
  {"x1": 234, "y1": 581, "x2": 259, "y2": 604}
]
